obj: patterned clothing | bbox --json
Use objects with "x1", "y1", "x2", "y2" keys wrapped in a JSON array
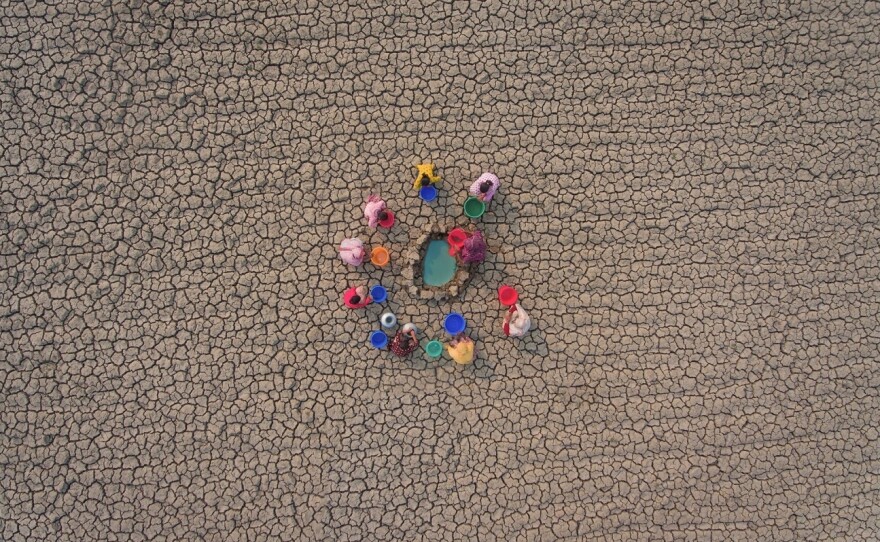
[
  {"x1": 413, "y1": 163, "x2": 440, "y2": 189},
  {"x1": 390, "y1": 331, "x2": 418, "y2": 357},
  {"x1": 468, "y1": 172, "x2": 500, "y2": 202},
  {"x1": 460, "y1": 231, "x2": 487, "y2": 264}
]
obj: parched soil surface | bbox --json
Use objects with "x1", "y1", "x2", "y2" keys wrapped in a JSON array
[{"x1": 2, "y1": 1, "x2": 879, "y2": 540}]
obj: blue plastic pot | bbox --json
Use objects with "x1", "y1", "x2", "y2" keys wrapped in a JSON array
[
  {"x1": 443, "y1": 313, "x2": 466, "y2": 335},
  {"x1": 370, "y1": 285, "x2": 388, "y2": 303},
  {"x1": 369, "y1": 330, "x2": 388, "y2": 349},
  {"x1": 419, "y1": 185, "x2": 438, "y2": 202}
]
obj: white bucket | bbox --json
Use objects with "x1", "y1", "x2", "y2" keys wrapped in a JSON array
[{"x1": 380, "y1": 312, "x2": 397, "y2": 328}]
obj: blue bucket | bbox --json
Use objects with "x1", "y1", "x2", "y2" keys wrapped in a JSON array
[
  {"x1": 419, "y1": 185, "x2": 437, "y2": 202},
  {"x1": 443, "y1": 313, "x2": 466, "y2": 335},
  {"x1": 369, "y1": 331, "x2": 388, "y2": 349},
  {"x1": 370, "y1": 285, "x2": 387, "y2": 303}
]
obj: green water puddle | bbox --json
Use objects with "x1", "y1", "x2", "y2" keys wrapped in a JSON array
[{"x1": 423, "y1": 239, "x2": 457, "y2": 286}]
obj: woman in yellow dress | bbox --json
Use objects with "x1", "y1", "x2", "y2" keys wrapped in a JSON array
[
  {"x1": 413, "y1": 163, "x2": 440, "y2": 190},
  {"x1": 446, "y1": 335, "x2": 475, "y2": 365}
]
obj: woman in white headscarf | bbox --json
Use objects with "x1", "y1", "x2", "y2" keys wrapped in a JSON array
[{"x1": 503, "y1": 304, "x2": 531, "y2": 337}]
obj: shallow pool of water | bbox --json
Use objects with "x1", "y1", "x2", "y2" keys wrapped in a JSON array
[{"x1": 423, "y1": 239, "x2": 457, "y2": 287}]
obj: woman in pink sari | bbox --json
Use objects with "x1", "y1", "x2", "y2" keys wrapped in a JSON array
[
  {"x1": 343, "y1": 286, "x2": 371, "y2": 309},
  {"x1": 363, "y1": 195, "x2": 388, "y2": 229},
  {"x1": 338, "y1": 238, "x2": 365, "y2": 266}
]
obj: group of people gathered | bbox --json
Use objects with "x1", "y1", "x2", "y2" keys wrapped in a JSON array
[{"x1": 337, "y1": 168, "x2": 529, "y2": 365}]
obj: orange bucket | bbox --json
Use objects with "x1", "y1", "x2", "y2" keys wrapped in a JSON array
[{"x1": 371, "y1": 246, "x2": 390, "y2": 267}]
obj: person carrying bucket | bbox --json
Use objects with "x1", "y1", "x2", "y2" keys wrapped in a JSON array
[
  {"x1": 468, "y1": 172, "x2": 500, "y2": 203},
  {"x1": 364, "y1": 194, "x2": 394, "y2": 229},
  {"x1": 343, "y1": 286, "x2": 372, "y2": 309}
]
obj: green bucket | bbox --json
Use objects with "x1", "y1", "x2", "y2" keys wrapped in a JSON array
[
  {"x1": 463, "y1": 197, "x2": 486, "y2": 219},
  {"x1": 425, "y1": 340, "x2": 443, "y2": 359}
]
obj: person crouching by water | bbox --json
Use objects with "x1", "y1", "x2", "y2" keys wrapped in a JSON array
[
  {"x1": 343, "y1": 286, "x2": 371, "y2": 309},
  {"x1": 460, "y1": 230, "x2": 487, "y2": 265}
]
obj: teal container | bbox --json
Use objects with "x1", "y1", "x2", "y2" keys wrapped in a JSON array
[
  {"x1": 425, "y1": 340, "x2": 443, "y2": 359},
  {"x1": 463, "y1": 197, "x2": 486, "y2": 219}
]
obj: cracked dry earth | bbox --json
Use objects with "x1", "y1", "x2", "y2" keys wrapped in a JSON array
[{"x1": 2, "y1": 1, "x2": 880, "y2": 541}]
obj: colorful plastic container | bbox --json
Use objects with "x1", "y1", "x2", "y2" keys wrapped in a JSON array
[
  {"x1": 369, "y1": 330, "x2": 388, "y2": 349},
  {"x1": 419, "y1": 185, "x2": 437, "y2": 202},
  {"x1": 371, "y1": 246, "x2": 390, "y2": 267},
  {"x1": 370, "y1": 285, "x2": 388, "y2": 303},
  {"x1": 380, "y1": 312, "x2": 397, "y2": 328},
  {"x1": 447, "y1": 228, "x2": 467, "y2": 255},
  {"x1": 498, "y1": 285, "x2": 518, "y2": 306},
  {"x1": 378, "y1": 210, "x2": 395, "y2": 228},
  {"x1": 448, "y1": 228, "x2": 467, "y2": 249},
  {"x1": 425, "y1": 340, "x2": 443, "y2": 358},
  {"x1": 463, "y1": 197, "x2": 486, "y2": 219},
  {"x1": 443, "y1": 312, "x2": 466, "y2": 335}
]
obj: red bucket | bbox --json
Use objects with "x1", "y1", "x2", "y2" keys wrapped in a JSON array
[
  {"x1": 448, "y1": 228, "x2": 467, "y2": 249},
  {"x1": 498, "y1": 285, "x2": 518, "y2": 306},
  {"x1": 378, "y1": 210, "x2": 395, "y2": 229}
]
